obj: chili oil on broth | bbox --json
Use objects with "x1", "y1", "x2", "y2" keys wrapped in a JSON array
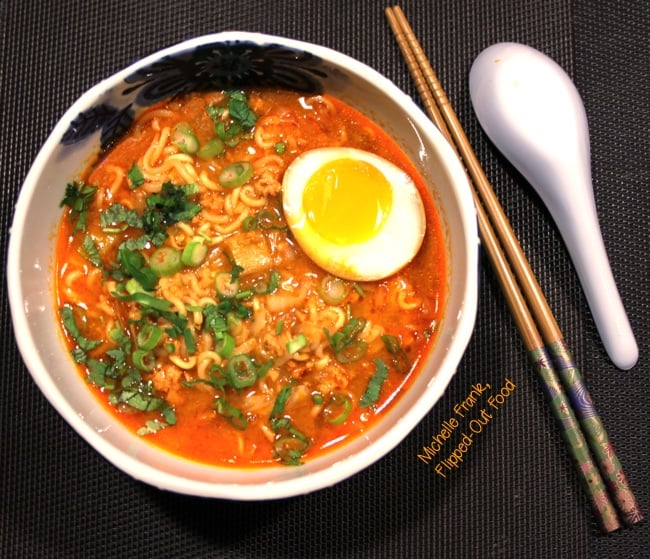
[{"x1": 55, "y1": 88, "x2": 447, "y2": 468}]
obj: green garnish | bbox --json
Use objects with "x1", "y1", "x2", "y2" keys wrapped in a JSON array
[
  {"x1": 149, "y1": 246, "x2": 183, "y2": 277},
  {"x1": 206, "y1": 91, "x2": 257, "y2": 149},
  {"x1": 219, "y1": 161, "x2": 253, "y2": 188},
  {"x1": 60, "y1": 304, "x2": 102, "y2": 357},
  {"x1": 274, "y1": 142, "x2": 286, "y2": 154},
  {"x1": 227, "y1": 91, "x2": 257, "y2": 129},
  {"x1": 286, "y1": 334, "x2": 308, "y2": 355},
  {"x1": 270, "y1": 385, "x2": 292, "y2": 421},
  {"x1": 197, "y1": 137, "x2": 225, "y2": 159},
  {"x1": 322, "y1": 393, "x2": 352, "y2": 425},
  {"x1": 60, "y1": 180, "x2": 97, "y2": 233},
  {"x1": 215, "y1": 397, "x2": 248, "y2": 430},
  {"x1": 171, "y1": 122, "x2": 199, "y2": 154},
  {"x1": 127, "y1": 162, "x2": 145, "y2": 189},
  {"x1": 80, "y1": 234, "x2": 103, "y2": 268},
  {"x1": 359, "y1": 359, "x2": 389, "y2": 408},
  {"x1": 325, "y1": 315, "x2": 368, "y2": 363},
  {"x1": 224, "y1": 354, "x2": 258, "y2": 389},
  {"x1": 136, "y1": 323, "x2": 163, "y2": 350},
  {"x1": 381, "y1": 334, "x2": 410, "y2": 373}
]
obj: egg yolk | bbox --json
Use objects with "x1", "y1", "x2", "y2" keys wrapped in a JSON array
[{"x1": 302, "y1": 158, "x2": 393, "y2": 245}]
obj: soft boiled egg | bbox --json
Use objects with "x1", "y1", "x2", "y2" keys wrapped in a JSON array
[{"x1": 282, "y1": 147, "x2": 426, "y2": 281}]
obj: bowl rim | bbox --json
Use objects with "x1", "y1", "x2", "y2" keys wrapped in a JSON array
[{"x1": 7, "y1": 31, "x2": 478, "y2": 500}]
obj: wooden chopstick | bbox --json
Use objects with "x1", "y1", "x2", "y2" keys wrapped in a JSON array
[{"x1": 385, "y1": 5, "x2": 642, "y2": 531}]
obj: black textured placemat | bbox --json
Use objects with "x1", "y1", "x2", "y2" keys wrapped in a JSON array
[{"x1": 1, "y1": 1, "x2": 648, "y2": 558}]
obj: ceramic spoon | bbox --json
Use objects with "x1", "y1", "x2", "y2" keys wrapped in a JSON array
[{"x1": 469, "y1": 42, "x2": 638, "y2": 370}]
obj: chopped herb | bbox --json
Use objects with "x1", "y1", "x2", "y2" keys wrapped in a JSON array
[
  {"x1": 80, "y1": 234, "x2": 103, "y2": 268},
  {"x1": 359, "y1": 359, "x2": 389, "y2": 408},
  {"x1": 274, "y1": 141, "x2": 286, "y2": 154},
  {"x1": 227, "y1": 90, "x2": 257, "y2": 129},
  {"x1": 270, "y1": 386, "x2": 292, "y2": 421},
  {"x1": 215, "y1": 397, "x2": 248, "y2": 430},
  {"x1": 325, "y1": 315, "x2": 368, "y2": 363},
  {"x1": 101, "y1": 202, "x2": 142, "y2": 231},
  {"x1": 286, "y1": 334, "x2": 308, "y2": 355},
  {"x1": 127, "y1": 162, "x2": 145, "y2": 189},
  {"x1": 137, "y1": 419, "x2": 169, "y2": 436},
  {"x1": 117, "y1": 247, "x2": 158, "y2": 291},
  {"x1": 381, "y1": 334, "x2": 410, "y2": 373},
  {"x1": 60, "y1": 304, "x2": 102, "y2": 356},
  {"x1": 60, "y1": 180, "x2": 97, "y2": 233},
  {"x1": 322, "y1": 393, "x2": 352, "y2": 425}
]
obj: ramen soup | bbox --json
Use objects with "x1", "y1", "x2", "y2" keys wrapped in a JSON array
[{"x1": 56, "y1": 89, "x2": 447, "y2": 467}]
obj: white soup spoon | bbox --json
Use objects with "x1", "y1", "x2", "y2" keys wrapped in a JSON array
[{"x1": 469, "y1": 42, "x2": 638, "y2": 370}]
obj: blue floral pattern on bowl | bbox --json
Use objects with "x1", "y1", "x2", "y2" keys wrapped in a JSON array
[{"x1": 62, "y1": 41, "x2": 328, "y2": 149}]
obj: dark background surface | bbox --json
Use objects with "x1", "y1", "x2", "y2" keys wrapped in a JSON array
[{"x1": 1, "y1": 1, "x2": 648, "y2": 557}]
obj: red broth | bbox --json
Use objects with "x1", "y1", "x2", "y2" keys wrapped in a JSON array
[{"x1": 55, "y1": 89, "x2": 447, "y2": 467}]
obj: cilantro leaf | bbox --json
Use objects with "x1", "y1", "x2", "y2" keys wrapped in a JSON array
[
  {"x1": 127, "y1": 162, "x2": 145, "y2": 189},
  {"x1": 60, "y1": 181, "x2": 97, "y2": 233},
  {"x1": 80, "y1": 234, "x2": 103, "y2": 268},
  {"x1": 228, "y1": 92, "x2": 257, "y2": 129},
  {"x1": 359, "y1": 359, "x2": 389, "y2": 408}
]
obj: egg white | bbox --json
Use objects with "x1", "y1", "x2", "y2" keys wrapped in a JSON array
[{"x1": 282, "y1": 147, "x2": 426, "y2": 281}]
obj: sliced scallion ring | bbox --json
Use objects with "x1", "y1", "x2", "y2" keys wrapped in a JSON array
[
  {"x1": 219, "y1": 161, "x2": 253, "y2": 188},
  {"x1": 181, "y1": 238, "x2": 208, "y2": 267},
  {"x1": 197, "y1": 137, "x2": 225, "y2": 159},
  {"x1": 322, "y1": 393, "x2": 352, "y2": 425},
  {"x1": 149, "y1": 247, "x2": 182, "y2": 277},
  {"x1": 171, "y1": 122, "x2": 199, "y2": 154},
  {"x1": 132, "y1": 349, "x2": 155, "y2": 372},
  {"x1": 136, "y1": 324, "x2": 163, "y2": 350},
  {"x1": 318, "y1": 275, "x2": 350, "y2": 305},
  {"x1": 225, "y1": 354, "x2": 257, "y2": 389},
  {"x1": 335, "y1": 340, "x2": 368, "y2": 363},
  {"x1": 214, "y1": 271, "x2": 240, "y2": 297}
]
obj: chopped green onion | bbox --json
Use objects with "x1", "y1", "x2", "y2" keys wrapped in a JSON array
[
  {"x1": 219, "y1": 161, "x2": 253, "y2": 188},
  {"x1": 286, "y1": 334, "x2": 308, "y2": 355},
  {"x1": 318, "y1": 275, "x2": 349, "y2": 305},
  {"x1": 215, "y1": 398, "x2": 248, "y2": 430},
  {"x1": 214, "y1": 271, "x2": 240, "y2": 297},
  {"x1": 275, "y1": 320, "x2": 284, "y2": 335},
  {"x1": 255, "y1": 270, "x2": 281, "y2": 294},
  {"x1": 322, "y1": 393, "x2": 352, "y2": 425},
  {"x1": 381, "y1": 334, "x2": 410, "y2": 373},
  {"x1": 274, "y1": 142, "x2": 286, "y2": 154},
  {"x1": 353, "y1": 283, "x2": 366, "y2": 297},
  {"x1": 335, "y1": 340, "x2": 367, "y2": 363},
  {"x1": 270, "y1": 385, "x2": 292, "y2": 420},
  {"x1": 112, "y1": 290, "x2": 172, "y2": 312},
  {"x1": 149, "y1": 246, "x2": 182, "y2": 277},
  {"x1": 181, "y1": 238, "x2": 208, "y2": 267},
  {"x1": 132, "y1": 349, "x2": 155, "y2": 372},
  {"x1": 312, "y1": 392, "x2": 324, "y2": 405},
  {"x1": 359, "y1": 359, "x2": 389, "y2": 408},
  {"x1": 273, "y1": 434, "x2": 309, "y2": 465},
  {"x1": 214, "y1": 332, "x2": 235, "y2": 357},
  {"x1": 172, "y1": 122, "x2": 199, "y2": 154},
  {"x1": 242, "y1": 216, "x2": 257, "y2": 231},
  {"x1": 125, "y1": 277, "x2": 146, "y2": 295},
  {"x1": 197, "y1": 137, "x2": 225, "y2": 159},
  {"x1": 225, "y1": 354, "x2": 257, "y2": 389},
  {"x1": 136, "y1": 324, "x2": 163, "y2": 350}
]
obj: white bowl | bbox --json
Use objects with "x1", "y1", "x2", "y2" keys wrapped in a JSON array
[{"x1": 7, "y1": 32, "x2": 478, "y2": 500}]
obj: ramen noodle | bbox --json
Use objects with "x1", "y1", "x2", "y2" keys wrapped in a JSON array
[{"x1": 55, "y1": 89, "x2": 447, "y2": 467}]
